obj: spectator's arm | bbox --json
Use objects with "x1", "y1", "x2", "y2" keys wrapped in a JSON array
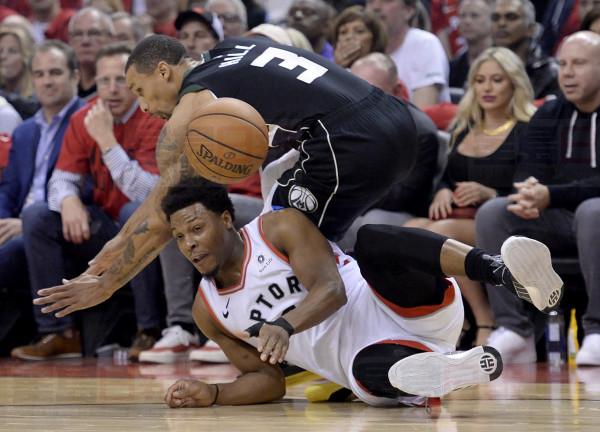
[
  {"x1": 0, "y1": 139, "x2": 22, "y2": 218},
  {"x1": 47, "y1": 169, "x2": 84, "y2": 212},
  {"x1": 547, "y1": 177, "x2": 600, "y2": 211},
  {"x1": 412, "y1": 85, "x2": 442, "y2": 110},
  {"x1": 102, "y1": 146, "x2": 159, "y2": 202}
]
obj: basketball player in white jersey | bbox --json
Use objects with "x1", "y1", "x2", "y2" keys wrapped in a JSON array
[{"x1": 146, "y1": 177, "x2": 562, "y2": 408}]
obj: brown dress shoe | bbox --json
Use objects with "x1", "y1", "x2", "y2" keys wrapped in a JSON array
[
  {"x1": 128, "y1": 329, "x2": 159, "y2": 361},
  {"x1": 11, "y1": 331, "x2": 82, "y2": 361}
]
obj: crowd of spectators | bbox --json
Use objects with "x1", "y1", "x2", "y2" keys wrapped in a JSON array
[{"x1": 1, "y1": 0, "x2": 599, "y2": 368}]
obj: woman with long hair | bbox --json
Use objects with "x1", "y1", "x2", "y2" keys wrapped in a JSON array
[
  {"x1": 0, "y1": 25, "x2": 37, "y2": 119},
  {"x1": 405, "y1": 47, "x2": 537, "y2": 346}
]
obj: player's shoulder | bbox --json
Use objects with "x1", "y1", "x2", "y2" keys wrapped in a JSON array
[{"x1": 261, "y1": 208, "x2": 314, "y2": 240}]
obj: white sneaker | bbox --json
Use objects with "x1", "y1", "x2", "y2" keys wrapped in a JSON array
[
  {"x1": 388, "y1": 346, "x2": 503, "y2": 398},
  {"x1": 576, "y1": 333, "x2": 600, "y2": 366},
  {"x1": 138, "y1": 325, "x2": 200, "y2": 364},
  {"x1": 500, "y1": 236, "x2": 564, "y2": 313},
  {"x1": 486, "y1": 327, "x2": 536, "y2": 364},
  {"x1": 189, "y1": 340, "x2": 229, "y2": 363}
]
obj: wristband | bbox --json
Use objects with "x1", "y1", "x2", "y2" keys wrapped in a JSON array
[{"x1": 244, "y1": 317, "x2": 295, "y2": 337}]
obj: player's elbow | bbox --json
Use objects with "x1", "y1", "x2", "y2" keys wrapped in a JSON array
[{"x1": 329, "y1": 281, "x2": 347, "y2": 310}]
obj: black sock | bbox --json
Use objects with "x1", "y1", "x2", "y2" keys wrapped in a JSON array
[{"x1": 465, "y1": 248, "x2": 501, "y2": 285}]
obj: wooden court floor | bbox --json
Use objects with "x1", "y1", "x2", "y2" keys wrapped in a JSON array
[{"x1": 0, "y1": 358, "x2": 599, "y2": 431}]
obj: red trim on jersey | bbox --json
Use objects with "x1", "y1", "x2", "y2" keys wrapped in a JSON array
[
  {"x1": 258, "y1": 216, "x2": 289, "y2": 263},
  {"x1": 370, "y1": 279, "x2": 455, "y2": 318},
  {"x1": 375, "y1": 339, "x2": 432, "y2": 352},
  {"x1": 214, "y1": 228, "x2": 252, "y2": 295}
]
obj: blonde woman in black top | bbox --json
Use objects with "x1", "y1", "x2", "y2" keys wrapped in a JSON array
[{"x1": 405, "y1": 47, "x2": 536, "y2": 345}]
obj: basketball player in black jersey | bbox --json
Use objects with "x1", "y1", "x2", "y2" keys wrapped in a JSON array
[{"x1": 32, "y1": 34, "x2": 419, "y2": 314}]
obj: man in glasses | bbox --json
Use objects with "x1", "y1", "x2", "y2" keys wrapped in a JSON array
[
  {"x1": 491, "y1": 0, "x2": 559, "y2": 98},
  {"x1": 68, "y1": 7, "x2": 115, "y2": 100},
  {"x1": 206, "y1": 0, "x2": 248, "y2": 38},
  {"x1": 12, "y1": 43, "x2": 166, "y2": 361}
]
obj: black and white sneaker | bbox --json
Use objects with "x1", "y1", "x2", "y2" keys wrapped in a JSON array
[
  {"x1": 388, "y1": 346, "x2": 503, "y2": 398},
  {"x1": 496, "y1": 236, "x2": 564, "y2": 313}
]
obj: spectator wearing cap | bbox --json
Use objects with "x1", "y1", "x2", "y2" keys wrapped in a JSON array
[
  {"x1": 206, "y1": 0, "x2": 248, "y2": 38},
  {"x1": 175, "y1": 8, "x2": 224, "y2": 60}
]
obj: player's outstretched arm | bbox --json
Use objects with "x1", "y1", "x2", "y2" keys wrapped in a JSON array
[
  {"x1": 34, "y1": 92, "x2": 218, "y2": 317},
  {"x1": 165, "y1": 295, "x2": 286, "y2": 408}
]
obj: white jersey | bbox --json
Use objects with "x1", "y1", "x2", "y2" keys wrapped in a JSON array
[{"x1": 198, "y1": 216, "x2": 464, "y2": 406}]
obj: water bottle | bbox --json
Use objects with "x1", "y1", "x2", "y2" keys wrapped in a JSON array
[{"x1": 546, "y1": 310, "x2": 566, "y2": 367}]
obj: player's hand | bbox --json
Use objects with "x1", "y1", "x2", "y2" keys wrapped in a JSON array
[
  {"x1": 453, "y1": 181, "x2": 496, "y2": 207},
  {"x1": 60, "y1": 196, "x2": 90, "y2": 244},
  {"x1": 253, "y1": 323, "x2": 290, "y2": 365},
  {"x1": 429, "y1": 188, "x2": 454, "y2": 220},
  {"x1": 33, "y1": 272, "x2": 114, "y2": 317},
  {"x1": 334, "y1": 39, "x2": 363, "y2": 68},
  {"x1": 0, "y1": 218, "x2": 23, "y2": 245},
  {"x1": 84, "y1": 99, "x2": 118, "y2": 153},
  {"x1": 87, "y1": 234, "x2": 128, "y2": 275},
  {"x1": 165, "y1": 379, "x2": 217, "y2": 408}
]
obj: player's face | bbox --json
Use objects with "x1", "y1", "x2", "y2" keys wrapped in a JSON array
[
  {"x1": 126, "y1": 64, "x2": 179, "y2": 120},
  {"x1": 473, "y1": 59, "x2": 514, "y2": 113},
  {"x1": 170, "y1": 203, "x2": 235, "y2": 277}
]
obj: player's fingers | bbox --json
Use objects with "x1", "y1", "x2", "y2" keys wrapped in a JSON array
[
  {"x1": 269, "y1": 340, "x2": 285, "y2": 364},
  {"x1": 260, "y1": 335, "x2": 278, "y2": 362}
]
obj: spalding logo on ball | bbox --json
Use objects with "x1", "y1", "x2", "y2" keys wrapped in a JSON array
[{"x1": 184, "y1": 98, "x2": 269, "y2": 184}]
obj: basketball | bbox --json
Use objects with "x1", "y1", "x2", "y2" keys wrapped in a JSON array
[{"x1": 183, "y1": 98, "x2": 269, "y2": 184}]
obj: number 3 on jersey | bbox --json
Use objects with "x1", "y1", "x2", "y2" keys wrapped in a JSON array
[{"x1": 251, "y1": 47, "x2": 328, "y2": 84}]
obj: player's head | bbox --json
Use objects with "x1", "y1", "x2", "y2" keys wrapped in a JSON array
[
  {"x1": 125, "y1": 34, "x2": 189, "y2": 119},
  {"x1": 161, "y1": 177, "x2": 236, "y2": 277}
]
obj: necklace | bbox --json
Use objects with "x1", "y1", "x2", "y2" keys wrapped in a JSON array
[{"x1": 482, "y1": 119, "x2": 515, "y2": 136}]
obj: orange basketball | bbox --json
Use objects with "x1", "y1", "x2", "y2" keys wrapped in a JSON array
[{"x1": 183, "y1": 98, "x2": 269, "y2": 185}]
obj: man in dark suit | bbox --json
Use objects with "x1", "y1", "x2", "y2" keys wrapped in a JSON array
[{"x1": 0, "y1": 40, "x2": 82, "y2": 302}]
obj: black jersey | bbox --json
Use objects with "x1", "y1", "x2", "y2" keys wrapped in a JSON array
[{"x1": 178, "y1": 37, "x2": 373, "y2": 132}]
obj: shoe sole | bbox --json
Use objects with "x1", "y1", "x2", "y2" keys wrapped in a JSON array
[
  {"x1": 501, "y1": 236, "x2": 564, "y2": 313},
  {"x1": 11, "y1": 353, "x2": 82, "y2": 361},
  {"x1": 388, "y1": 346, "x2": 503, "y2": 398},
  {"x1": 189, "y1": 351, "x2": 229, "y2": 363},
  {"x1": 139, "y1": 350, "x2": 192, "y2": 364}
]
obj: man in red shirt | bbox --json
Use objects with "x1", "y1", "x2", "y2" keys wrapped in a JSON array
[
  {"x1": 12, "y1": 43, "x2": 165, "y2": 361},
  {"x1": 26, "y1": 0, "x2": 75, "y2": 43}
]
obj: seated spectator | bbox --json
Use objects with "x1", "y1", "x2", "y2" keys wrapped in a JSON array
[
  {"x1": 0, "y1": 41, "x2": 83, "y2": 352},
  {"x1": 475, "y1": 32, "x2": 600, "y2": 365},
  {"x1": 2, "y1": 13, "x2": 36, "y2": 42},
  {"x1": 111, "y1": 12, "x2": 146, "y2": 46},
  {"x1": 580, "y1": 0, "x2": 600, "y2": 23},
  {"x1": 366, "y1": 0, "x2": 450, "y2": 109},
  {"x1": 0, "y1": 25, "x2": 38, "y2": 119},
  {"x1": 337, "y1": 52, "x2": 439, "y2": 252},
  {"x1": 331, "y1": 5, "x2": 387, "y2": 68},
  {"x1": 12, "y1": 43, "x2": 165, "y2": 361},
  {"x1": 287, "y1": 0, "x2": 335, "y2": 60},
  {"x1": 0, "y1": 95, "x2": 21, "y2": 133},
  {"x1": 87, "y1": 0, "x2": 125, "y2": 14},
  {"x1": 68, "y1": 7, "x2": 115, "y2": 100},
  {"x1": 206, "y1": 0, "x2": 248, "y2": 38},
  {"x1": 28, "y1": 0, "x2": 75, "y2": 43},
  {"x1": 430, "y1": 0, "x2": 461, "y2": 57},
  {"x1": 491, "y1": 0, "x2": 560, "y2": 98},
  {"x1": 247, "y1": 23, "x2": 313, "y2": 51},
  {"x1": 449, "y1": 0, "x2": 493, "y2": 90},
  {"x1": 405, "y1": 47, "x2": 536, "y2": 346},
  {"x1": 175, "y1": 8, "x2": 224, "y2": 60},
  {"x1": 581, "y1": 7, "x2": 600, "y2": 34},
  {"x1": 145, "y1": 0, "x2": 178, "y2": 38}
]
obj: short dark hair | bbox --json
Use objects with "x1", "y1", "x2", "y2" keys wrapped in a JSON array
[
  {"x1": 125, "y1": 34, "x2": 188, "y2": 74},
  {"x1": 581, "y1": 7, "x2": 600, "y2": 31},
  {"x1": 161, "y1": 177, "x2": 236, "y2": 222},
  {"x1": 31, "y1": 40, "x2": 78, "y2": 74},
  {"x1": 96, "y1": 42, "x2": 132, "y2": 64}
]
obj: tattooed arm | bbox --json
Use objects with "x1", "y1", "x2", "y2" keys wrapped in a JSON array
[{"x1": 33, "y1": 91, "x2": 217, "y2": 317}]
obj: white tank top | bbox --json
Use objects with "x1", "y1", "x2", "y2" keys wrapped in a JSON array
[{"x1": 198, "y1": 216, "x2": 463, "y2": 406}]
